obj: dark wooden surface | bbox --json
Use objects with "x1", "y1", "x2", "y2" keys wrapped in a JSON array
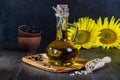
[{"x1": 0, "y1": 46, "x2": 120, "y2": 80}]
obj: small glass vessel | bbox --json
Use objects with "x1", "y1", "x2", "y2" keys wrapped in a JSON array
[{"x1": 46, "y1": 4, "x2": 78, "y2": 67}]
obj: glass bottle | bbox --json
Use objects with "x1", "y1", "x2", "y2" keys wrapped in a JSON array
[{"x1": 46, "y1": 4, "x2": 78, "y2": 67}]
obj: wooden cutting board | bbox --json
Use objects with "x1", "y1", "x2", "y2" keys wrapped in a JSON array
[{"x1": 22, "y1": 53, "x2": 87, "y2": 72}]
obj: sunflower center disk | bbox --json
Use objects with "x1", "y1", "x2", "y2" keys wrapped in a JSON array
[
  {"x1": 75, "y1": 30, "x2": 90, "y2": 44},
  {"x1": 99, "y1": 29, "x2": 117, "y2": 44}
]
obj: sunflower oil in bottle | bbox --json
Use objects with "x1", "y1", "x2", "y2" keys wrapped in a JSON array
[{"x1": 46, "y1": 4, "x2": 78, "y2": 67}]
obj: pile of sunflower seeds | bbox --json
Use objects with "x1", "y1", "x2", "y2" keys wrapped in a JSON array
[{"x1": 70, "y1": 70, "x2": 92, "y2": 76}]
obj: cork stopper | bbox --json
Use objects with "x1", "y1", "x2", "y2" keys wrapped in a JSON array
[{"x1": 57, "y1": 4, "x2": 68, "y2": 11}]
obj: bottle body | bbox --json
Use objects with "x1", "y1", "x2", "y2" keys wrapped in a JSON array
[
  {"x1": 46, "y1": 37, "x2": 77, "y2": 66},
  {"x1": 46, "y1": 4, "x2": 78, "y2": 66}
]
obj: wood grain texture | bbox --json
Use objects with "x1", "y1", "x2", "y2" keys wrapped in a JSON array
[{"x1": 0, "y1": 46, "x2": 120, "y2": 80}]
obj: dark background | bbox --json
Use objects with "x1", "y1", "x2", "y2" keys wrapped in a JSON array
[{"x1": 0, "y1": 0, "x2": 120, "y2": 52}]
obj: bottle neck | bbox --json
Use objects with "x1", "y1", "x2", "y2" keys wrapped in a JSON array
[{"x1": 56, "y1": 16, "x2": 68, "y2": 41}]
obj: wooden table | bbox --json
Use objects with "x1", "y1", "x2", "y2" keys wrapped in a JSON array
[{"x1": 0, "y1": 46, "x2": 120, "y2": 80}]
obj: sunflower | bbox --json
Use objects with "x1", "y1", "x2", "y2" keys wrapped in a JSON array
[
  {"x1": 68, "y1": 17, "x2": 100, "y2": 49},
  {"x1": 97, "y1": 16, "x2": 120, "y2": 49}
]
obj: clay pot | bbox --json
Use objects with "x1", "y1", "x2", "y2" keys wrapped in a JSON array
[{"x1": 18, "y1": 25, "x2": 41, "y2": 52}]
